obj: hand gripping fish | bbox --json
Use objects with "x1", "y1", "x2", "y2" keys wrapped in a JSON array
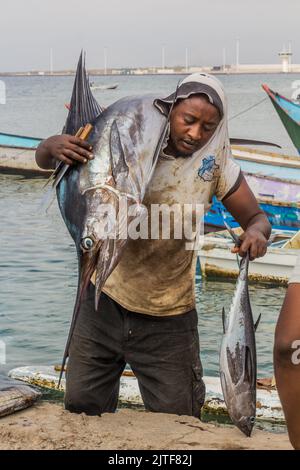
[
  {"x1": 219, "y1": 226, "x2": 261, "y2": 436},
  {"x1": 48, "y1": 53, "x2": 177, "y2": 385}
]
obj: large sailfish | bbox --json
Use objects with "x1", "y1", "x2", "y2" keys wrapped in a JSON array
[{"x1": 51, "y1": 53, "x2": 174, "y2": 384}]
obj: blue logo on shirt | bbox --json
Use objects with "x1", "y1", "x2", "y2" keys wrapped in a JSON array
[{"x1": 198, "y1": 156, "x2": 219, "y2": 181}]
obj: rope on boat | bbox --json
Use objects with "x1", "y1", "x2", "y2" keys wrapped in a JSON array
[
  {"x1": 229, "y1": 97, "x2": 268, "y2": 121},
  {"x1": 3, "y1": 98, "x2": 269, "y2": 161}
]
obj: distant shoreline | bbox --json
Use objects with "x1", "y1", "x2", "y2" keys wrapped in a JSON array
[
  {"x1": 1, "y1": 71, "x2": 300, "y2": 78},
  {"x1": 1, "y1": 64, "x2": 300, "y2": 78}
]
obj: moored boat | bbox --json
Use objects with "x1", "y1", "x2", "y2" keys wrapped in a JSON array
[
  {"x1": 199, "y1": 228, "x2": 300, "y2": 285},
  {"x1": 231, "y1": 145, "x2": 300, "y2": 181},
  {"x1": 0, "y1": 132, "x2": 50, "y2": 176},
  {"x1": 8, "y1": 365, "x2": 285, "y2": 424},
  {"x1": 90, "y1": 83, "x2": 118, "y2": 91},
  {"x1": 262, "y1": 84, "x2": 300, "y2": 155}
]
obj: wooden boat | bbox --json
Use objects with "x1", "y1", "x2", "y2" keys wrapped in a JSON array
[
  {"x1": 199, "y1": 228, "x2": 300, "y2": 285},
  {"x1": 0, "y1": 132, "x2": 50, "y2": 176},
  {"x1": 243, "y1": 172, "x2": 300, "y2": 203},
  {"x1": 205, "y1": 195, "x2": 300, "y2": 233},
  {"x1": 231, "y1": 145, "x2": 300, "y2": 181},
  {"x1": 204, "y1": 147, "x2": 300, "y2": 231},
  {"x1": 262, "y1": 84, "x2": 300, "y2": 155},
  {"x1": 8, "y1": 365, "x2": 285, "y2": 424},
  {"x1": 90, "y1": 83, "x2": 118, "y2": 91}
]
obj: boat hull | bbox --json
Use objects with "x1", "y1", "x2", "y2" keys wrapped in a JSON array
[
  {"x1": 199, "y1": 229, "x2": 300, "y2": 284},
  {"x1": 8, "y1": 365, "x2": 285, "y2": 424},
  {"x1": 205, "y1": 196, "x2": 300, "y2": 232},
  {"x1": 262, "y1": 84, "x2": 300, "y2": 155},
  {"x1": 0, "y1": 145, "x2": 51, "y2": 176}
]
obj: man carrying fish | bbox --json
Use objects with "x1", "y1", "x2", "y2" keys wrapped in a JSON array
[
  {"x1": 36, "y1": 67, "x2": 271, "y2": 418},
  {"x1": 274, "y1": 255, "x2": 300, "y2": 449}
]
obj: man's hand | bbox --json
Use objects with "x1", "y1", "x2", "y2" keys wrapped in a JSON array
[
  {"x1": 35, "y1": 134, "x2": 94, "y2": 169},
  {"x1": 231, "y1": 226, "x2": 268, "y2": 260},
  {"x1": 223, "y1": 175, "x2": 271, "y2": 261}
]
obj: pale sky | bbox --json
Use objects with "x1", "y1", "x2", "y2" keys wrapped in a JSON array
[{"x1": 0, "y1": 0, "x2": 299, "y2": 72}]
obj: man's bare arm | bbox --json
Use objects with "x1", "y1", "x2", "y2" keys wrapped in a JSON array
[
  {"x1": 222, "y1": 175, "x2": 271, "y2": 260},
  {"x1": 35, "y1": 134, "x2": 94, "y2": 170}
]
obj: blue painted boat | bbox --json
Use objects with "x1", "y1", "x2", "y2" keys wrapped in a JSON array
[
  {"x1": 0, "y1": 132, "x2": 42, "y2": 149},
  {"x1": 0, "y1": 132, "x2": 47, "y2": 176},
  {"x1": 231, "y1": 146, "x2": 300, "y2": 182},
  {"x1": 262, "y1": 84, "x2": 300, "y2": 155},
  {"x1": 205, "y1": 147, "x2": 300, "y2": 232},
  {"x1": 205, "y1": 197, "x2": 300, "y2": 233}
]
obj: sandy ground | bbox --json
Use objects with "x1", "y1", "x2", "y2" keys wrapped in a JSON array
[{"x1": 0, "y1": 401, "x2": 292, "y2": 450}]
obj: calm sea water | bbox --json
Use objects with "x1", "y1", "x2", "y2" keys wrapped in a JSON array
[{"x1": 0, "y1": 73, "x2": 295, "y2": 377}]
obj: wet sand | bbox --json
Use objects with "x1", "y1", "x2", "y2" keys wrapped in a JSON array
[{"x1": 0, "y1": 402, "x2": 292, "y2": 450}]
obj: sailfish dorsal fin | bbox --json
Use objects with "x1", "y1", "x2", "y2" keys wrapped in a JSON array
[
  {"x1": 64, "y1": 50, "x2": 103, "y2": 135},
  {"x1": 41, "y1": 52, "x2": 103, "y2": 198}
]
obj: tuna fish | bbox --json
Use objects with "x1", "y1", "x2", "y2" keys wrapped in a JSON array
[
  {"x1": 0, "y1": 376, "x2": 41, "y2": 418},
  {"x1": 219, "y1": 227, "x2": 261, "y2": 436},
  {"x1": 52, "y1": 53, "x2": 175, "y2": 384}
]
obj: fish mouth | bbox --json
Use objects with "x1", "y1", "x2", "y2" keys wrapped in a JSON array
[{"x1": 237, "y1": 416, "x2": 255, "y2": 437}]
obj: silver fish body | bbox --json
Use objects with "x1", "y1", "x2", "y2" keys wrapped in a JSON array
[
  {"x1": 54, "y1": 53, "x2": 176, "y2": 384},
  {"x1": 219, "y1": 253, "x2": 258, "y2": 436},
  {"x1": 57, "y1": 94, "x2": 166, "y2": 307}
]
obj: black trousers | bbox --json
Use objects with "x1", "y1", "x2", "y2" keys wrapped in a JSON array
[{"x1": 64, "y1": 283, "x2": 205, "y2": 417}]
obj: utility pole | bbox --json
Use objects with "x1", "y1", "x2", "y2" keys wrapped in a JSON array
[
  {"x1": 50, "y1": 48, "x2": 53, "y2": 75},
  {"x1": 162, "y1": 45, "x2": 165, "y2": 70},
  {"x1": 222, "y1": 47, "x2": 226, "y2": 72},
  {"x1": 185, "y1": 47, "x2": 189, "y2": 73},
  {"x1": 104, "y1": 47, "x2": 107, "y2": 75},
  {"x1": 288, "y1": 40, "x2": 292, "y2": 71},
  {"x1": 236, "y1": 39, "x2": 239, "y2": 72}
]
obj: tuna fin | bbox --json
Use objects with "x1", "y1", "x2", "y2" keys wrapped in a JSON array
[
  {"x1": 220, "y1": 371, "x2": 227, "y2": 396},
  {"x1": 64, "y1": 51, "x2": 103, "y2": 135},
  {"x1": 244, "y1": 346, "x2": 255, "y2": 387},
  {"x1": 109, "y1": 120, "x2": 129, "y2": 185},
  {"x1": 254, "y1": 313, "x2": 261, "y2": 331},
  {"x1": 222, "y1": 307, "x2": 226, "y2": 333}
]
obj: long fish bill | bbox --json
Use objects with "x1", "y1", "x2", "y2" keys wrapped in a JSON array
[
  {"x1": 94, "y1": 238, "x2": 119, "y2": 310},
  {"x1": 57, "y1": 245, "x2": 102, "y2": 386},
  {"x1": 78, "y1": 245, "x2": 102, "y2": 309}
]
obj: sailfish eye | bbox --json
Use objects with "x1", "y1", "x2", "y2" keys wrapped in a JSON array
[
  {"x1": 81, "y1": 237, "x2": 94, "y2": 251},
  {"x1": 250, "y1": 416, "x2": 255, "y2": 424}
]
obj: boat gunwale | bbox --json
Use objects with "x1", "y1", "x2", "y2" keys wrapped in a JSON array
[
  {"x1": 231, "y1": 145, "x2": 300, "y2": 162},
  {"x1": 0, "y1": 144, "x2": 39, "y2": 151}
]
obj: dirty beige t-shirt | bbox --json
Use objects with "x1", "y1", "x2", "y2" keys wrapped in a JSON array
[
  {"x1": 101, "y1": 145, "x2": 241, "y2": 316},
  {"x1": 289, "y1": 254, "x2": 300, "y2": 284}
]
